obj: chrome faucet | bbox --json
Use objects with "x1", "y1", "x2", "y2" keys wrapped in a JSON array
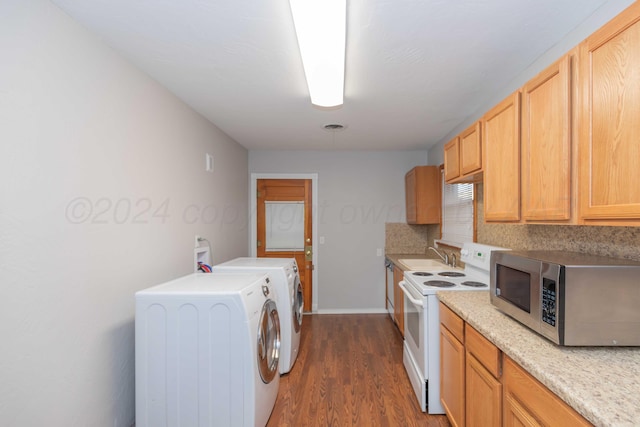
[{"x1": 427, "y1": 246, "x2": 449, "y2": 266}]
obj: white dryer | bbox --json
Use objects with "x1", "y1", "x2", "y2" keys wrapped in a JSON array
[
  {"x1": 213, "y1": 257, "x2": 303, "y2": 374},
  {"x1": 135, "y1": 272, "x2": 280, "y2": 427}
]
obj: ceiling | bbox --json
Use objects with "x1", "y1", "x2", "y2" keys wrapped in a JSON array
[{"x1": 51, "y1": 0, "x2": 612, "y2": 151}]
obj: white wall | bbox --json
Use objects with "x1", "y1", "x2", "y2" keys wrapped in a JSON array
[
  {"x1": 249, "y1": 150, "x2": 428, "y2": 312},
  {"x1": 0, "y1": 2, "x2": 248, "y2": 426},
  {"x1": 428, "y1": 0, "x2": 636, "y2": 164}
]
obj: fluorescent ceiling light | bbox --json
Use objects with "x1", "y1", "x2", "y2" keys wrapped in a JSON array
[{"x1": 289, "y1": 0, "x2": 346, "y2": 108}]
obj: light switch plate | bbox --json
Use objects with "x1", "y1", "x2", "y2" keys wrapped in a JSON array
[{"x1": 205, "y1": 153, "x2": 214, "y2": 172}]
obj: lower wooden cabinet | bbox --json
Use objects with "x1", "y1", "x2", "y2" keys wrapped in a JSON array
[
  {"x1": 392, "y1": 265, "x2": 404, "y2": 336},
  {"x1": 466, "y1": 353, "x2": 502, "y2": 426},
  {"x1": 466, "y1": 325, "x2": 502, "y2": 427},
  {"x1": 439, "y1": 302, "x2": 592, "y2": 427},
  {"x1": 440, "y1": 324, "x2": 465, "y2": 427},
  {"x1": 502, "y1": 356, "x2": 591, "y2": 427}
]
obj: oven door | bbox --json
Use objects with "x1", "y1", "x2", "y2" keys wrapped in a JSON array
[{"x1": 399, "y1": 280, "x2": 426, "y2": 411}]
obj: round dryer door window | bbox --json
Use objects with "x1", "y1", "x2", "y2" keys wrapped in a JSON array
[
  {"x1": 257, "y1": 299, "x2": 280, "y2": 384},
  {"x1": 293, "y1": 278, "x2": 304, "y2": 333}
]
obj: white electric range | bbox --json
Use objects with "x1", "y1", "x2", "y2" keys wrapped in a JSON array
[{"x1": 399, "y1": 242, "x2": 509, "y2": 414}]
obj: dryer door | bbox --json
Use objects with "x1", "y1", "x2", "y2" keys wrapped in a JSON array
[
  {"x1": 293, "y1": 277, "x2": 304, "y2": 333},
  {"x1": 257, "y1": 299, "x2": 280, "y2": 383}
]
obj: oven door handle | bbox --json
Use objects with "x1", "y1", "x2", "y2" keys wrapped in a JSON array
[{"x1": 399, "y1": 281, "x2": 423, "y2": 307}]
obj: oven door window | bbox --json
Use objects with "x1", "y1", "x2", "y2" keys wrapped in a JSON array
[
  {"x1": 406, "y1": 302, "x2": 420, "y2": 350},
  {"x1": 403, "y1": 288, "x2": 423, "y2": 371},
  {"x1": 496, "y1": 265, "x2": 531, "y2": 313}
]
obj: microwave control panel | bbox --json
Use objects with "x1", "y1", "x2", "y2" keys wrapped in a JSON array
[{"x1": 541, "y1": 278, "x2": 557, "y2": 326}]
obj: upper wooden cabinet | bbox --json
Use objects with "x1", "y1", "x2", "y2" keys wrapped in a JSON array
[
  {"x1": 405, "y1": 166, "x2": 441, "y2": 224},
  {"x1": 521, "y1": 54, "x2": 574, "y2": 222},
  {"x1": 579, "y1": 1, "x2": 640, "y2": 225},
  {"x1": 460, "y1": 122, "x2": 483, "y2": 176},
  {"x1": 444, "y1": 137, "x2": 461, "y2": 182},
  {"x1": 482, "y1": 92, "x2": 521, "y2": 222},
  {"x1": 444, "y1": 122, "x2": 483, "y2": 184}
]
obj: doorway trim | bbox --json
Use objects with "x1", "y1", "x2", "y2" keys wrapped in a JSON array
[{"x1": 250, "y1": 173, "x2": 319, "y2": 313}]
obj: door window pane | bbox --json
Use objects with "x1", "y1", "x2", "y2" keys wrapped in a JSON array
[{"x1": 265, "y1": 202, "x2": 304, "y2": 251}]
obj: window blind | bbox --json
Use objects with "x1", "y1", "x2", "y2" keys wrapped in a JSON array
[{"x1": 440, "y1": 170, "x2": 474, "y2": 247}]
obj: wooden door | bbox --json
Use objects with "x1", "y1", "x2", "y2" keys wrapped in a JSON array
[
  {"x1": 257, "y1": 179, "x2": 313, "y2": 312},
  {"x1": 579, "y1": 1, "x2": 640, "y2": 223},
  {"x1": 522, "y1": 55, "x2": 573, "y2": 222},
  {"x1": 483, "y1": 91, "x2": 521, "y2": 222}
]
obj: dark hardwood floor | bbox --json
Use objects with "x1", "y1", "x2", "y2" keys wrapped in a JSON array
[{"x1": 267, "y1": 314, "x2": 451, "y2": 427}]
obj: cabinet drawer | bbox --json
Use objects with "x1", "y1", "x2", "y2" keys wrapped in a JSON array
[
  {"x1": 440, "y1": 303, "x2": 464, "y2": 343},
  {"x1": 503, "y1": 356, "x2": 592, "y2": 427},
  {"x1": 465, "y1": 324, "x2": 501, "y2": 378}
]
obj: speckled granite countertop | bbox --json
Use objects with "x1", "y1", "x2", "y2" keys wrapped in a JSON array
[{"x1": 437, "y1": 291, "x2": 640, "y2": 427}]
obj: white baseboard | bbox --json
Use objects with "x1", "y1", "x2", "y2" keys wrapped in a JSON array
[{"x1": 313, "y1": 308, "x2": 388, "y2": 315}]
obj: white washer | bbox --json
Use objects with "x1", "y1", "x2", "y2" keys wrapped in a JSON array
[
  {"x1": 213, "y1": 258, "x2": 303, "y2": 374},
  {"x1": 135, "y1": 272, "x2": 280, "y2": 427}
]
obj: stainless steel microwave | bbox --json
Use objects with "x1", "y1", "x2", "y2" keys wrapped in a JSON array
[{"x1": 490, "y1": 250, "x2": 640, "y2": 346}]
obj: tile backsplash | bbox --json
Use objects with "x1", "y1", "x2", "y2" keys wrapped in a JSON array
[
  {"x1": 477, "y1": 184, "x2": 640, "y2": 261},
  {"x1": 386, "y1": 183, "x2": 640, "y2": 262},
  {"x1": 385, "y1": 223, "x2": 439, "y2": 254}
]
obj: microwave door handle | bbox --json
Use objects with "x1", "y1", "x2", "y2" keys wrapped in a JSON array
[{"x1": 399, "y1": 281, "x2": 424, "y2": 307}]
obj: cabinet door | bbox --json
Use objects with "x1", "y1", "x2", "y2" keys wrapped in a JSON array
[
  {"x1": 460, "y1": 122, "x2": 482, "y2": 176},
  {"x1": 466, "y1": 352, "x2": 502, "y2": 427},
  {"x1": 522, "y1": 55, "x2": 572, "y2": 221},
  {"x1": 405, "y1": 169, "x2": 417, "y2": 224},
  {"x1": 502, "y1": 356, "x2": 592, "y2": 427},
  {"x1": 405, "y1": 166, "x2": 441, "y2": 224},
  {"x1": 444, "y1": 137, "x2": 461, "y2": 182},
  {"x1": 440, "y1": 325, "x2": 465, "y2": 427},
  {"x1": 483, "y1": 92, "x2": 521, "y2": 222},
  {"x1": 579, "y1": 2, "x2": 640, "y2": 223},
  {"x1": 393, "y1": 266, "x2": 404, "y2": 336}
]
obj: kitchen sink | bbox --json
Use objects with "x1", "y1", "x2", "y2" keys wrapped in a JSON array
[{"x1": 398, "y1": 258, "x2": 447, "y2": 270}]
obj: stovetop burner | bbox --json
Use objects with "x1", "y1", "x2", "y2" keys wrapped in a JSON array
[
  {"x1": 438, "y1": 271, "x2": 466, "y2": 277},
  {"x1": 412, "y1": 272, "x2": 434, "y2": 276},
  {"x1": 460, "y1": 281, "x2": 488, "y2": 288},
  {"x1": 424, "y1": 280, "x2": 456, "y2": 288}
]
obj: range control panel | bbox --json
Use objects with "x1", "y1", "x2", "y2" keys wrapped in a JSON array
[{"x1": 460, "y1": 242, "x2": 510, "y2": 271}]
